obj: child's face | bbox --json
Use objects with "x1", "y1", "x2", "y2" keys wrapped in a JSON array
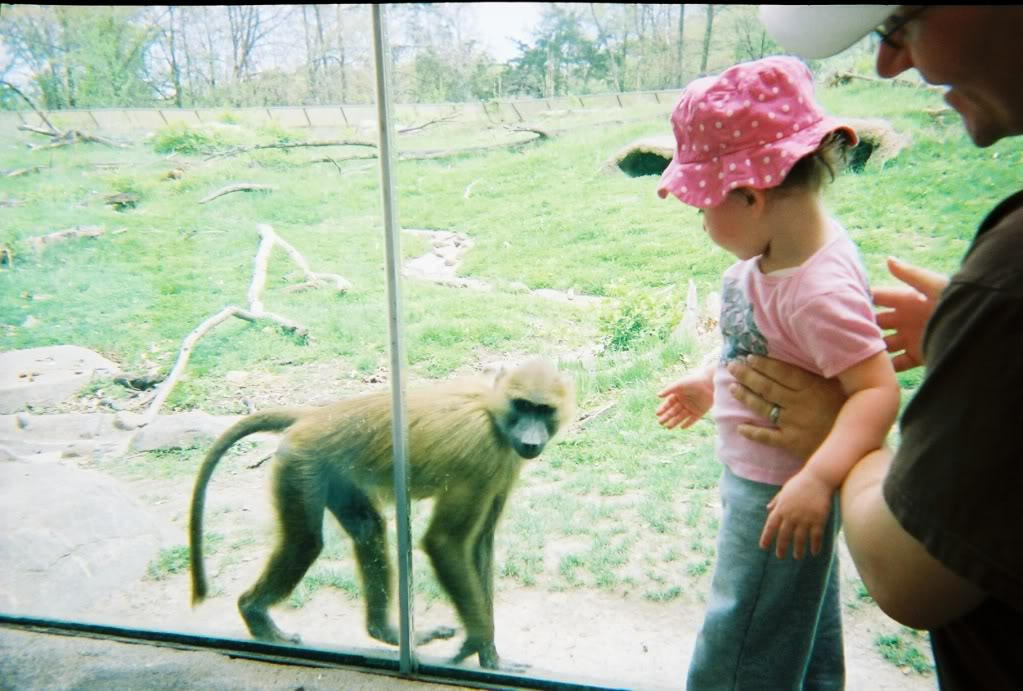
[{"x1": 698, "y1": 191, "x2": 770, "y2": 260}]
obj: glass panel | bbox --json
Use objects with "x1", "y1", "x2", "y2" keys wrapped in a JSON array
[
  {"x1": 4, "y1": 4, "x2": 985, "y2": 690},
  {"x1": 0, "y1": 2, "x2": 405, "y2": 667}
]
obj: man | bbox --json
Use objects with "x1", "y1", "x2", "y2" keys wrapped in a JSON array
[{"x1": 726, "y1": 6, "x2": 1023, "y2": 688}]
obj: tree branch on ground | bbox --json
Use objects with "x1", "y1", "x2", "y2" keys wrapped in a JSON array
[
  {"x1": 17, "y1": 124, "x2": 130, "y2": 150},
  {"x1": 397, "y1": 111, "x2": 460, "y2": 134},
  {"x1": 141, "y1": 223, "x2": 351, "y2": 424},
  {"x1": 3, "y1": 166, "x2": 44, "y2": 178},
  {"x1": 2, "y1": 80, "x2": 60, "y2": 134},
  {"x1": 199, "y1": 183, "x2": 276, "y2": 204},
  {"x1": 27, "y1": 225, "x2": 105, "y2": 253},
  {"x1": 826, "y1": 71, "x2": 945, "y2": 94},
  {"x1": 203, "y1": 139, "x2": 378, "y2": 161},
  {"x1": 3, "y1": 83, "x2": 130, "y2": 148}
]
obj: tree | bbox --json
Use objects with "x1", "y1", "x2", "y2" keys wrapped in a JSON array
[
  {"x1": 731, "y1": 5, "x2": 779, "y2": 63},
  {"x1": 700, "y1": 4, "x2": 714, "y2": 76},
  {"x1": 677, "y1": 4, "x2": 686, "y2": 85}
]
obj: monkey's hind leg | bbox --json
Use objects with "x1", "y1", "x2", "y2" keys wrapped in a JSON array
[
  {"x1": 328, "y1": 479, "x2": 455, "y2": 647},
  {"x1": 238, "y1": 460, "x2": 325, "y2": 645}
]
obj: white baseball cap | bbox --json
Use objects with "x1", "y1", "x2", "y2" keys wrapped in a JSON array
[{"x1": 759, "y1": 5, "x2": 897, "y2": 59}]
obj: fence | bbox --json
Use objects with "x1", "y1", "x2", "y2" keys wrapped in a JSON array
[{"x1": 0, "y1": 90, "x2": 682, "y2": 135}]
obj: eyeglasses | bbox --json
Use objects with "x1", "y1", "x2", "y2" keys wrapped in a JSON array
[{"x1": 874, "y1": 6, "x2": 929, "y2": 50}]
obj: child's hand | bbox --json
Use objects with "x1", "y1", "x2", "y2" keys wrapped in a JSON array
[
  {"x1": 759, "y1": 470, "x2": 834, "y2": 559},
  {"x1": 655, "y1": 372, "x2": 714, "y2": 430}
]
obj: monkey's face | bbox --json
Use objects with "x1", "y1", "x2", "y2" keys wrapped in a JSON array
[{"x1": 505, "y1": 398, "x2": 558, "y2": 459}]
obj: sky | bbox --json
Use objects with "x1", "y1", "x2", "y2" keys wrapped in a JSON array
[{"x1": 470, "y1": 2, "x2": 543, "y2": 61}]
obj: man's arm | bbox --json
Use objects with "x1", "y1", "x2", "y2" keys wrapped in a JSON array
[{"x1": 842, "y1": 449, "x2": 986, "y2": 629}]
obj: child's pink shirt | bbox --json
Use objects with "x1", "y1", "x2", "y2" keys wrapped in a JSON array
[{"x1": 711, "y1": 226, "x2": 886, "y2": 486}]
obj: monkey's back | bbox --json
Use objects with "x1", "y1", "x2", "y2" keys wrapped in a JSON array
[{"x1": 282, "y1": 375, "x2": 515, "y2": 499}]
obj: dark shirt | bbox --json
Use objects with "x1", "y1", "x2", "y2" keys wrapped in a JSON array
[{"x1": 884, "y1": 189, "x2": 1023, "y2": 690}]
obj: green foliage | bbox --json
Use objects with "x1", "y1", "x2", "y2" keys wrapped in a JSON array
[
  {"x1": 876, "y1": 631, "x2": 935, "y2": 675},
  {"x1": 1, "y1": 77, "x2": 1013, "y2": 633},
  {"x1": 152, "y1": 122, "x2": 229, "y2": 155},
  {"x1": 598, "y1": 284, "x2": 680, "y2": 353},
  {"x1": 145, "y1": 545, "x2": 191, "y2": 580}
]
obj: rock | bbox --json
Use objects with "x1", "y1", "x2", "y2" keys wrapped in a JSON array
[
  {"x1": 113, "y1": 411, "x2": 147, "y2": 431},
  {"x1": 0, "y1": 461, "x2": 164, "y2": 616},
  {"x1": 129, "y1": 411, "x2": 241, "y2": 452},
  {"x1": 0, "y1": 346, "x2": 121, "y2": 414}
]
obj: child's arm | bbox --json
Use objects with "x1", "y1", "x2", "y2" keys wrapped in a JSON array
[
  {"x1": 759, "y1": 350, "x2": 900, "y2": 559},
  {"x1": 656, "y1": 364, "x2": 715, "y2": 430}
]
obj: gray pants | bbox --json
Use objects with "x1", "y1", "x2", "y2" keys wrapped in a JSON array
[{"x1": 686, "y1": 467, "x2": 845, "y2": 691}]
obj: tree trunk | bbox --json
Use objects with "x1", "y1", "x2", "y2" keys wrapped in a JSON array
[
  {"x1": 313, "y1": 4, "x2": 327, "y2": 102},
  {"x1": 168, "y1": 6, "x2": 183, "y2": 107},
  {"x1": 700, "y1": 4, "x2": 714, "y2": 75},
  {"x1": 589, "y1": 3, "x2": 621, "y2": 92},
  {"x1": 335, "y1": 4, "x2": 347, "y2": 103},
  {"x1": 302, "y1": 5, "x2": 317, "y2": 101},
  {"x1": 677, "y1": 4, "x2": 686, "y2": 86}
]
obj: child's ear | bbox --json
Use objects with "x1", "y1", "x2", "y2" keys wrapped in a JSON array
[{"x1": 742, "y1": 187, "x2": 768, "y2": 215}]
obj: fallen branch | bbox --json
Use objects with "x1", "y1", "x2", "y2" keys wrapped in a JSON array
[
  {"x1": 203, "y1": 139, "x2": 377, "y2": 161},
  {"x1": 19, "y1": 126, "x2": 129, "y2": 149},
  {"x1": 255, "y1": 223, "x2": 351, "y2": 295},
  {"x1": 504, "y1": 124, "x2": 560, "y2": 140},
  {"x1": 398, "y1": 112, "x2": 460, "y2": 134},
  {"x1": 400, "y1": 136, "x2": 541, "y2": 160},
  {"x1": 827, "y1": 70, "x2": 945, "y2": 94},
  {"x1": 464, "y1": 178, "x2": 482, "y2": 199},
  {"x1": 3, "y1": 166, "x2": 43, "y2": 178},
  {"x1": 2, "y1": 80, "x2": 59, "y2": 134},
  {"x1": 27, "y1": 225, "x2": 104, "y2": 253},
  {"x1": 573, "y1": 401, "x2": 617, "y2": 431},
  {"x1": 199, "y1": 183, "x2": 276, "y2": 204},
  {"x1": 141, "y1": 223, "x2": 351, "y2": 423}
]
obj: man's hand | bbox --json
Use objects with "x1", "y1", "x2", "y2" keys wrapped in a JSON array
[
  {"x1": 727, "y1": 355, "x2": 845, "y2": 460},
  {"x1": 874, "y1": 256, "x2": 949, "y2": 372}
]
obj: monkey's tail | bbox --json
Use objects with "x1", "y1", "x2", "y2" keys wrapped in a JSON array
[{"x1": 189, "y1": 409, "x2": 303, "y2": 606}]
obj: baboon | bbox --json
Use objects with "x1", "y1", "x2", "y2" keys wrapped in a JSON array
[{"x1": 190, "y1": 358, "x2": 574, "y2": 670}]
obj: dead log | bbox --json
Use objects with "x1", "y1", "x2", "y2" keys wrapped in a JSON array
[
  {"x1": 203, "y1": 139, "x2": 378, "y2": 161},
  {"x1": 826, "y1": 70, "x2": 945, "y2": 94},
  {"x1": 140, "y1": 223, "x2": 351, "y2": 422},
  {"x1": 27, "y1": 225, "x2": 104, "y2": 253},
  {"x1": 3, "y1": 166, "x2": 43, "y2": 178},
  {"x1": 199, "y1": 183, "x2": 276, "y2": 204},
  {"x1": 2, "y1": 80, "x2": 59, "y2": 134},
  {"x1": 397, "y1": 112, "x2": 460, "y2": 134}
]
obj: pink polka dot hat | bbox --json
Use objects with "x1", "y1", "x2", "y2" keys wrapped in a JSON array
[{"x1": 656, "y1": 55, "x2": 857, "y2": 209}]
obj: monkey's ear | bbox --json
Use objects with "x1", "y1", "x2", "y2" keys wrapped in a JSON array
[{"x1": 491, "y1": 365, "x2": 509, "y2": 388}]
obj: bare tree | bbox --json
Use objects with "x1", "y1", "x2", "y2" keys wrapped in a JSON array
[
  {"x1": 677, "y1": 4, "x2": 686, "y2": 86},
  {"x1": 589, "y1": 3, "x2": 622, "y2": 92},
  {"x1": 700, "y1": 4, "x2": 714, "y2": 75}
]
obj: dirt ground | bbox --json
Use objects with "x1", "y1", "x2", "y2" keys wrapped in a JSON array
[{"x1": 70, "y1": 442, "x2": 936, "y2": 691}]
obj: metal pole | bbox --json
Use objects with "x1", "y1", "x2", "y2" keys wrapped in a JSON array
[{"x1": 371, "y1": 3, "x2": 416, "y2": 675}]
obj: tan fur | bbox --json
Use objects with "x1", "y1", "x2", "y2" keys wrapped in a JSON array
[{"x1": 188, "y1": 358, "x2": 573, "y2": 669}]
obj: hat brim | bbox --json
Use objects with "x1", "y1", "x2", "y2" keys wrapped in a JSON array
[
  {"x1": 657, "y1": 118, "x2": 858, "y2": 208},
  {"x1": 759, "y1": 5, "x2": 895, "y2": 59}
]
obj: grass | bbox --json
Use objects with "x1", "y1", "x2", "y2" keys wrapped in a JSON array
[
  {"x1": 876, "y1": 629, "x2": 936, "y2": 675},
  {"x1": 1, "y1": 76, "x2": 999, "y2": 676}
]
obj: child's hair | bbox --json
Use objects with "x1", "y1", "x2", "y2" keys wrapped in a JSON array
[{"x1": 774, "y1": 131, "x2": 853, "y2": 195}]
